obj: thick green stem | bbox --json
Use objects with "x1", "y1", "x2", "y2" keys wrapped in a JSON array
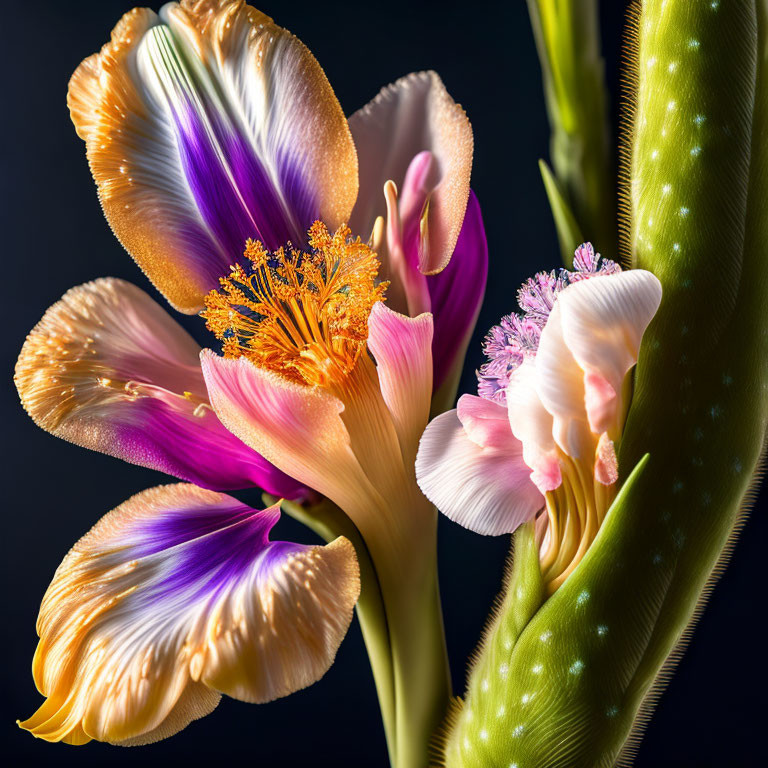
[
  {"x1": 376, "y1": 516, "x2": 451, "y2": 768},
  {"x1": 527, "y1": 0, "x2": 616, "y2": 261},
  {"x1": 277, "y1": 494, "x2": 451, "y2": 768}
]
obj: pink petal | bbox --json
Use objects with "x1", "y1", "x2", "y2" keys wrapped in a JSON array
[
  {"x1": 15, "y1": 278, "x2": 305, "y2": 498},
  {"x1": 416, "y1": 409, "x2": 543, "y2": 536},
  {"x1": 349, "y1": 71, "x2": 473, "y2": 275},
  {"x1": 20, "y1": 485, "x2": 359, "y2": 744},
  {"x1": 200, "y1": 352, "x2": 378, "y2": 514},
  {"x1": 366, "y1": 302, "x2": 433, "y2": 469},
  {"x1": 456, "y1": 394, "x2": 516, "y2": 450}
]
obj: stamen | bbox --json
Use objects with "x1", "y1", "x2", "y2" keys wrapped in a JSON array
[{"x1": 203, "y1": 222, "x2": 388, "y2": 388}]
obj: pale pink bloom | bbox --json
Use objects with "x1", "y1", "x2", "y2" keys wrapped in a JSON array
[{"x1": 417, "y1": 251, "x2": 661, "y2": 591}]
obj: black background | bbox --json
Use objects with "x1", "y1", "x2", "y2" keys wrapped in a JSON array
[{"x1": 2, "y1": 1, "x2": 765, "y2": 766}]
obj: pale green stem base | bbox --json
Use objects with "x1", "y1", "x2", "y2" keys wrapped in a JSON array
[{"x1": 276, "y1": 497, "x2": 450, "y2": 768}]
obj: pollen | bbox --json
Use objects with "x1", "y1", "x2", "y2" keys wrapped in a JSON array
[{"x1": 203, "y1": 222, "x2": 388, "y2": 388}]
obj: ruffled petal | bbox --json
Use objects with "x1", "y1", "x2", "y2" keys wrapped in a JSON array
[
  {"x1": 366, "y1": 302, "x2": 433, "y2": 469},
  {"x1": 200, "y1": 351, "x2": 380, "y2": 513},
  {"x1": 19, "y1": 484, "x2": 359, "y2": 745},
  {"x1": 506, "y1": 361, "x2": 562, "y2": 493},
  {"x1": 15, "y1": 278, "x2": 305, "y2": 498},
  {"x1": 416, "y1": 407, "x2": 543, "y2": 536},
  {"x1": 349, "y1": 71, "x2": 473, "y2": 275},
  {"x1": 68, "y1": 1, "x2": 357, "y2": 313},
  {"x1": 427, "y1": 191, "x2": 488, "y2": 393},
  {"x1": 557, "y1": 270, "x2": 662, "y2": 433},
  {"x1": 534, "y1": 298, "x2": 592, "y2": 458}
]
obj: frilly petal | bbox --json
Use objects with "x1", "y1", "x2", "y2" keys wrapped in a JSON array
[
  {"x1": 19, "y1": 484, "x2": 359, "y2": 744},
  {"x1": 14, "y1": 278, "x2": 305, "y2": 498},
  {"x1": 534, "y1": 297, "x2": 592, "y2": 458},
  {"x1": 69, "y1": 1, "x2": 357, "y2": 312},
  {"x1": 349, "y1": 70, "x2": 473, "y2": 275},
  {"x1": 506, "y1": 360, "x2": 562, "y2": 493},
  {"x1": 416, "y1": 405, "x2": 543, "y2": 536}
]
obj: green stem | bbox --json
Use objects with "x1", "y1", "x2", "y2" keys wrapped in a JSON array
[
  {"x1": 527, "y1": 0, "x2": 616, "y2": 261},
  {"x1": 268, "y1": 497, "x2": 398, "y2": 763},
  {"x1": 377, "y1": 515, "x2": 451, "y2": 768},
  {"x1": 276, "y1": 496, "x2": 451, "y2": 768}
]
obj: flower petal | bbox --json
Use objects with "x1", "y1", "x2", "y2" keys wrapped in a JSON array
[
  {"x1": 457, "y1": 394, "x2": 516, "y2": 450},
  {"x1": 557, "y1": 270, "x2": 662, "y2": 433},
  {"x1": 349, "y1": 70, "x2": 473, "y2": 274},
  {"x1": 534, "y1": 297, "x2": 592, "y2": 457},
  {"x1": 427, "y1": 191, "x2": 488, "y2": 394},
  {"x1": 506, "y1": 360, "x2": 562, "y2": 493},
  {"x1": 366, "y1": 302, "x2": 433, "y2": 469},
  {"x1": 200, "y1": 351, "x2": 380, "y2": 513},
  {"x1": 69, "y1": 1, "x2": 357, "y2": 312},
  {"x1": 15, "y1": 278, "x2": 305, "y2": 498},
  {"x1": 19, "y1": 484, "x2": 360, "y2": 745},
  {"x1": 416, "y1": 407, "x2": 543, "y2": 536}
]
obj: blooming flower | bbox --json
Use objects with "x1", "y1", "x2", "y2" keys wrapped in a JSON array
[
  {"x1": 15, "y1": 0, "x2": 477, "y2": 753},
  {"x1": 416, "y1": 245, "x2": 661, "y2": 592}
]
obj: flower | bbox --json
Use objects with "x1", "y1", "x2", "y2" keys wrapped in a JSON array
[
  {"x1": 416, "y1": 245, "x2": 661, "y2": 592},
  {"x1": 67, "y1": 0, "x2": 485, "y2": 395},
  {"x1": 15, "y1": 0, "x2": 475, "y2": 751}
]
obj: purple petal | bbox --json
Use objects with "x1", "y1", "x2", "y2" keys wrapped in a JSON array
[{"x1": 426, "y1": 191, "x2": 489, "y2": 391}]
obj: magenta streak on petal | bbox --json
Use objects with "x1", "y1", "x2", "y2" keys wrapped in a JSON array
[
  {"x1": 424, "y1": 191, "x2": 488, "y2": 391},
  {"x1": 130, "y1": 502, "x2": 307, "y2": 601},
  {"x1": 112, "y1": 397, "x2": 309, "y2": 500},
  {"x1": 173, "y1": 102, "x2": 319, "y2": 279}
]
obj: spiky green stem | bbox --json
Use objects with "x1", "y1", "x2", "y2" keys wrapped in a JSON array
[{"x1": 441, "y1": 2, "x2": 768, "y2": 765}]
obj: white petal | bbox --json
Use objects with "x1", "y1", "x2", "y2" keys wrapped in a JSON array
[{"x1": 416, "y1": 408, "x2": 543, "y2": 536}]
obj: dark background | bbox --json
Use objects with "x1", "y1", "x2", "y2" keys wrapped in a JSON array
[{"x1": 2, "y1": 1, "x2": 765, "y2": 766}]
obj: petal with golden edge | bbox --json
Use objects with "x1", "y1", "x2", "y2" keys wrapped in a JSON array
[
  {"x1": 200, "y1": 351, "x2": 381, "y2": 514},
  {"x1": 349, "y1": 71, "x2": 473, "y2": 275},
  {"x1": 506, "y1": 360, "x2": 563, "y2": 493},
  {"x1": 366, "y1": 302, "x2": 433, "y2": 470},
  {"x1": 416, "y1": 399, "x2": 543, "y2": 536},
  {"x1": 18, "y1": 484, "x2": 360, "y2": 745},
  {"x1": 68, "y1": 1, "x2": 358, "y2": 313},
  {"x1": 557, "y1": 270, "x2": 663, "y2": 434},
  {"x1": 14, "y1": 278, "x2": 306, "y2": 498}
]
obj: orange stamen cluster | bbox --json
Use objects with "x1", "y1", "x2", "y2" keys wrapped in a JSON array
[{"x1": 203, "y1": 222, "x2": 388, "y2": 388}]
